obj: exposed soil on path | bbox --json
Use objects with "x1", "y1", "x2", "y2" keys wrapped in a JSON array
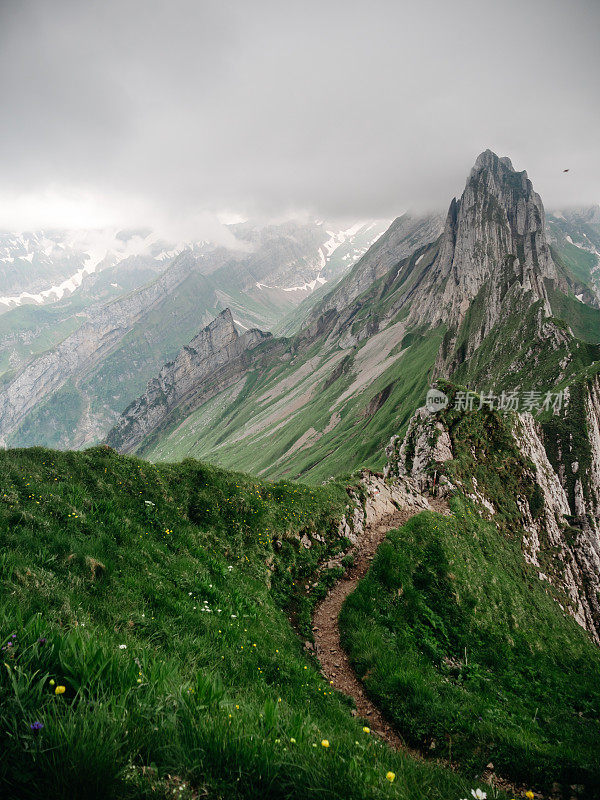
[
  {"x1": 312, "y1": 497, "x2": 536, "y2": 798},
  {"x1": 313, "y1": 501, "x2": 448, "y2": 751}
]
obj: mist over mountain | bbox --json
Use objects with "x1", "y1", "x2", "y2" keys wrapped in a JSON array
[
  {"x1": 1, "y1": 0, "x2": 599, "y2": 236},
  {"x1": 2, "y1": 3, "x2": 600, "y2": 799}
]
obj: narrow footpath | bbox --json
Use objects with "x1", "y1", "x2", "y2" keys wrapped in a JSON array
[
  {"x1": 312, "y1": 497, "x2": 531, "y2": 798},
  {"x1": 312, "y1": 503, "x2": 447, "y2": 750}
]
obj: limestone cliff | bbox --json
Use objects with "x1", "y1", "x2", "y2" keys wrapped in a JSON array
[
  {"x1": 105, "y1": 309, "x2": 271, "y2": 453},
  {"x1": 385, "y1": 402, "x2": 600, "y2": 643},
  {"x1": 541, "y1": 375, "x2": 600, "y2": 638},
  {"x1": 418, "y1": 151, "x2": 563, "y2": 326}
]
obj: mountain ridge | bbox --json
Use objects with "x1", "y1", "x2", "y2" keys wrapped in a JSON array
[
  {"x1": 105, "y1": 309, "x2": 272, "y2": 453},
  {"x1": 105, "y1": 151, "x2": 600, "y2": 485}
]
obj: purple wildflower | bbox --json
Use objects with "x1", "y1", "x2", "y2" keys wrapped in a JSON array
[
  {"x1": 37, "y1": 637, "x2": 47, "y2": 645},
  {"x1": 30, "y1": 721, "x2": 44, "y2": 733}
]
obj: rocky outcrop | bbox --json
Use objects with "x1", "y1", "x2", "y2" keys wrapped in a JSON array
[
  {"x1": 105, "y1": 309, "x2": 271, "y2": 453},
  {"x1": 334, "y1": 470, "x2": 432, "y2": 547},
  {"x1": 384, "y1": 407, "x2": 453, "y2": 493},
  {"x1": 386, "y1": 403, "x2": 600, "y2": 643}
]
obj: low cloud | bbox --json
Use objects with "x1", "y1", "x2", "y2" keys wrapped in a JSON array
[{"x1": 0, "y1": 0, "x2": 598, "y2": 234}]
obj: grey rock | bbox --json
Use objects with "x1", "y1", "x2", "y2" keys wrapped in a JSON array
[{"x1": 105, "y1": 309, "x2": 271, "y2": 453}]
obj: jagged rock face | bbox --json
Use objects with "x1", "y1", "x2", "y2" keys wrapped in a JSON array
[
  {"x1": 541, "y1": 375, "x2": 600, "y2": 638},
  {"x1": 335, "y1": 470, "x2": 433, "y2": 547},
  {"x1": 386, "y1": 405, "x2": 600, "y2": 643},
  {"x1": 105, "y1": 309, "x2": 271, "y2": 453},
  {"x1": 409, "y1": 151, "x2": 564, "y2": 334},
  {"x1": 305, "y1": 213, "x2": 444, "y2": 328},
  {"x1": 514, "y1": 413, "x2": 599, "y2": 640},
  {"x1": 384, "y1": 408, "x2": 453, "y2": 493}
]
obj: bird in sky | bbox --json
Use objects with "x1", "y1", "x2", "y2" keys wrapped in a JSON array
[{"x1": 563, "y1": 168, "x2": 570, "y2": 172}]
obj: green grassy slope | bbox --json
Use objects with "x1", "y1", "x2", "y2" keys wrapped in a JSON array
[
  {"x1": 340, "y1": 406, "x2": 600, "y2": 795},
  {"x1": 547, "y1": 214, "x2": 600, "y2": 294},
  {"x1": 140, "y1": 245, "x2": 444, "y2": 483},
  {"x1": 0, "y1": 447, "x2": 473, "y2": 800},
  {"x1": 547, "y1": 284, "x2": 600, "y2": 343},
  {"x1": 143, "y1": 325, "x2": 444, "y2": 483}
]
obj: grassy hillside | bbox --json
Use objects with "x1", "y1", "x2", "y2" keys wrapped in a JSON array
[
  {"x1": 340, "y1": 406, "x2": 600, "y2": 795},
  {"x1": 142, "y1": 325, "x2": 443, "y2": 483},
  {"x1": 0, "y1": 446, "x2": 474, "y2": 800},
  {"x1": 141, "y1": 242, "x2": 445, "y2": 484}
]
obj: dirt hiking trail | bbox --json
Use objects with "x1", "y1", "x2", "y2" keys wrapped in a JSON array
[
  {"x1": 312, "y1": 497, "x2": 536, "y2": 797},
  {"x1": 313, "y1": 501, "x2": 448, "y2": 750}
]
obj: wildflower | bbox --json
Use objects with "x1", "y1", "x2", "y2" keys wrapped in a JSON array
[
  {"x1": 37, "y1": 638, "x2": 47, "y2": 646},
  {"x1": 386, "y1": 772, "x2": 395, "y2": 783},
  {"x1": 118, "y1": 644, "x2": 127, "y2": 650},
  {"x1": 471, "y1": 791, "x2": 487, "y2": 800},
  {"x1": 321, "y1": 739, "x2": 329, "y2": 748},
  {"x1": 525, "y1": 793, "x2": 534, "y2": 800},
  {"x1": 363, "y1": 726, "x2": 370, "y2": 734},
  {"x1": 29, "y1": 721, "x2": 44, "y2": 733},
  {"x1": 49, "y1": 679, "x2": 55, "y2": 686},
  {"x1": 290, "y1": 737, "x2": 296, "y2": 744},
  {"x1": 54, "y1": 685, "x2": 66, "y2": 695}
]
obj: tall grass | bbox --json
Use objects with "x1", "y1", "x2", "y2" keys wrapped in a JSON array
[
  {"x1": 340, "y1": 497, "x2": 600, "y2": 795},
  {"x1": 0, "y1": 446, "x2": 472, "y2": 800}
]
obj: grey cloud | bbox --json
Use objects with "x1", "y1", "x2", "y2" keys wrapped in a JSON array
[{"x1": 0, "y1": 0, "x2": 598, "y2": 232}]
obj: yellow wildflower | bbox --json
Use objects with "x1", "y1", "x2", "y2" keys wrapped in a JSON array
[
  {"x1": 321, "y1": 739, "x2": 329, "y2": 748},
  {"x1": 55, "y1": 685, "x2": 66, "y2": 695},
  {"x1": 525, "y1": 793, "x2": 534, "y2": 800},
  {"x1": 386, "y1": 772, "x2": 395, "y2": 783},
  {"x1": 363, "y1": 726, "x2": 370, "y2": 734}
]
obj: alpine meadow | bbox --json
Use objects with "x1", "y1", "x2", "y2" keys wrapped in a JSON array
[{"x1": 1, "y1": 2, "x2": 600, "y2": 799}]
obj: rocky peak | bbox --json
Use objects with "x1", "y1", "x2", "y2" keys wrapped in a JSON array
[
  {"x1": 188, "y1": 307, "x2": 239, "y2": 352},
  {"x1": 105, "y1": 308, "x2": 271, "y2": 453},
  {"x1": 410, "y1": 150, "x2": 565, "y2": 332}
]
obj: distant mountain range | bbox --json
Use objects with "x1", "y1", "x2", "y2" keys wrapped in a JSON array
[
  {"x1": 106, "y1": 154, "x2": 600, "y2": 482},
  {"x1": 0, "y1": 218, "x2": 390, "y2": 448}
]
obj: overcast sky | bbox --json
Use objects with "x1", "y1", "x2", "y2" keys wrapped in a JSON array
[{"x1": 0, "y1": 0, "x2": 598, "y2": 236}]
